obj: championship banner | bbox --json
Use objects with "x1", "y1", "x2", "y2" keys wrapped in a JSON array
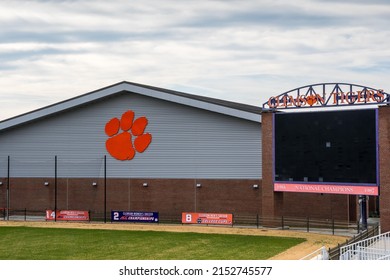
[
  {"x1": 182, "y1": 212, "x2": 233, "y2": 225},
  {"x1": 46, "y1": 210, "x2": 89, "y2": 221},
  {"x1": 111, "y1": 211, "x2": 159, "y2": 223},
  {"x1": 274, "y1": 182, "x2": 379, "y2": 196}
]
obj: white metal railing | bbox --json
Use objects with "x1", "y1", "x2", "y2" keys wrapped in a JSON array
[
  {"x1": 340, "y1": 231, "x2": 390, "y2": 260},
  {"x1": 300, "y1": 246, "x2": 329, "y2": 260},
  {"x1": 378, "y1": 254, "x2": 390, "y2": 260}
]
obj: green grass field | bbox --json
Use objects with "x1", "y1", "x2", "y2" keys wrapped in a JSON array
[{"x1": 0, "y1": 226, "x2": 305, "y2": 260}]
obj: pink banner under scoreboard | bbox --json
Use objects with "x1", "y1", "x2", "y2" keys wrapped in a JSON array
[
  {"x1": 46, "y1": 210, "x2": 90, "y2": 221},
  {"x1": 274, "y1": 182, "x2": 378, "y2": 196}
]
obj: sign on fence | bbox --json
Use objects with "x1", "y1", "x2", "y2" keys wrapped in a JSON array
[
  {"x1": 182, "y1": 212, "x2": 233, "y2": 225},
  {"x1": 111, "y1": 211, "x2": 159, "y2": 223},
  {"x1": 46, "y1": 210, "x2": 89, "y2": 221}
]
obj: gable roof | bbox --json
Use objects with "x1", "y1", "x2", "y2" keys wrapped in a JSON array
[{"x1": 0, "y1": 81, "x2": 262, "y2": 131}]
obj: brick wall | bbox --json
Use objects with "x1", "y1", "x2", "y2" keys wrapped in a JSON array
[
  {"x1": 2, "y1": 175, "x2": 351, "y2": 221},
  {"x1": 283, "y1": 192, "x2": 350, "y2": 220},
  {"x1": 195, "y1": 179, "x2": 262, "y2": 215},
  {"x1": 3, "y1": 178, "x2": 262, "y2": 218},
  {"x1": 379, "y1": 106, "x2": 390, "y2": 232},
  {"x1": 261, "y1": 112, "x2": 284, "y2": 219},
  {"x1": 0, "y1": 178, "x2": 8, "y2": 212}
]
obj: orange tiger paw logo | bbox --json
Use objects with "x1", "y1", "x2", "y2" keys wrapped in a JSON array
[{"x1": 105, "y1": 110, "x2": 152, "y2": 160}]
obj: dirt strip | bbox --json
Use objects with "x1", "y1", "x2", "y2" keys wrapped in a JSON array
[{"x1": 0, "y1": 221, "x2": 349, "y2": 260}]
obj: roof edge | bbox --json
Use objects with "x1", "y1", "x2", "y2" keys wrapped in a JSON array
[{"x1": 0, "y1": 81, "x2": 262, "y2": 131}]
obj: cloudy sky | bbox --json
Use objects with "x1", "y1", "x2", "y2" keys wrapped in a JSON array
[{"x1": 0, "y1": 0, "x2": 389, "y2": 120}]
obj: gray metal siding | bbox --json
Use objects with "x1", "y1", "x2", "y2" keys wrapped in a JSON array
[{"x1": 0, "y1": 93, "x2": 262, "y2": 179}]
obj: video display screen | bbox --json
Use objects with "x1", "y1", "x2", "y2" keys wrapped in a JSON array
[{"x1": 274, "y1": 109, "x2": 377, "y2": 185}]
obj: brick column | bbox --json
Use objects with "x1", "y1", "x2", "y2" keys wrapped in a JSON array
[
  {"x1": 379, "y1": 106, "x2": 390, "y2": 232},
  {"x1": 261, "y1": 111, "x2": 284, "y2": 222}
]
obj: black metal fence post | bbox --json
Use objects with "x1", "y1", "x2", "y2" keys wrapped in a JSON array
[
  {"x1": 306, "y1": 216, "x2": 309, "y2": 232},
  {"x1": 7, "y1": 155, "x2": 10, "y2": 221},
  {"x1": 104, "y1": 155, "x2": 107, "y2": 223},
  {"x1": 332, "y1": 219, "x2": 335, "y2": 235},
  {"x1": 54, "y1": 155, "x2": 57, "y2": 222}
]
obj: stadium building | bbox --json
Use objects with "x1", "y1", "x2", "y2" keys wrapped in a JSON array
[{"x1": 0, "y1": 81, "x2": 389, "y2": 231}]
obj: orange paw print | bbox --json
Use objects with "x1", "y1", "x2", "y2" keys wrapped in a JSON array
[{"x1": 105, "y1": 110, "x2": 152, "y2": 160}]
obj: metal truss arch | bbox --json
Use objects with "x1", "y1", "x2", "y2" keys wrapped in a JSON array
[{"x1": 263, "y1": 82, "x2": 390, "y2": 110}]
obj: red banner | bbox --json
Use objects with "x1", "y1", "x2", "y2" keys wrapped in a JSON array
[
  {"x1": 46, "y1": 210, "x2": 90, "y2": 221},
  {"x1": 182, "y1": 212, "x2": 233, "y2": 225},
  {"x1": 274, "y1": 183, "x2": 378, "y2": 196}
]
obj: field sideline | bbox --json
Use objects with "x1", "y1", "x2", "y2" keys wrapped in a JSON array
[{"x1": 0, "y1": 221, "x2": 348, "y2": 260}]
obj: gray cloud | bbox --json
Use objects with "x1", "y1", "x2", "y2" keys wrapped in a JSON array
[
  {"x1": 180, "y1": 9, "x2": 346, "y2": 29},
  {"x1": 313, "y1": 0, "x2": 390, "y2": 4},
  {"x1": 0, "y1": 47, "x2": 82, "y2": 63},
  {"x1": 0, "y1": 30, "x2": 173, "y2": 44},
  {"x1": 0, "y1": 0, "x2": 389, "y2": 120}
]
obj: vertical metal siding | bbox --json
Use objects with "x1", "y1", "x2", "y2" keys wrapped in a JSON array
[
  {"x1": 0, "y1": 93, "x2": 262, "y2": 179},
  {"x1": 0, "y1": 156, "x2": 8, "y2": 178}
]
